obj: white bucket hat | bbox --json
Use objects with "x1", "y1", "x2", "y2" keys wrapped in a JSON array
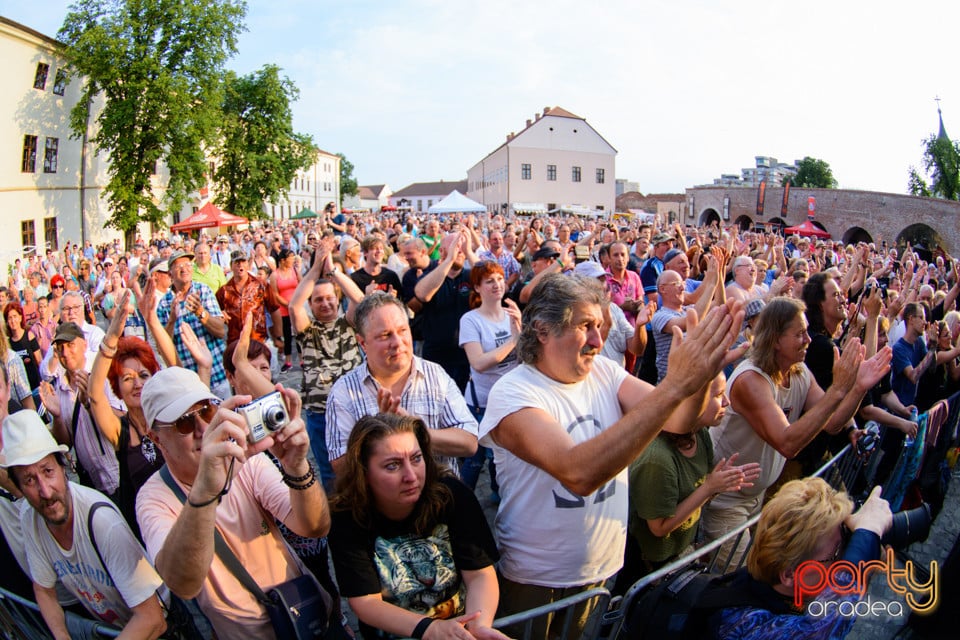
[{"x1": 0, "y1": 410, "x2": 69, "y2": 468}]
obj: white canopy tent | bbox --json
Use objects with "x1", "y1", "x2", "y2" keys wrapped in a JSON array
[{"x1": 427, "y1": 190, "x2": 487, "y2": 214}]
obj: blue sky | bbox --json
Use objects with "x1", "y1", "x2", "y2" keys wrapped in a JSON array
[{"x1": 7, "y1": 0, "x2": 960, "y2": 195}]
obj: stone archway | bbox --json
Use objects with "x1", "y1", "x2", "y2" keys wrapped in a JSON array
[
  {"x1": 842, "y1": 226, "x2": 873, "y2": 245},
  {"x1": 734, "y1": 215, "x2": 753, "y2": 231},
  {"x1": 896, "y1": 223, "x2": 942, "y2": 253},
  {"x1": 699, "y1": 208, "x2": 721, "y2": 227}
]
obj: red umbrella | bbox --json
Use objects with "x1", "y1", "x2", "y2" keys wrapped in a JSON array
[
  {"x1": 170, "y1": 202, "x2": 248, "y2": 232},
  {"x1": 783, "y1": 218, "x2": 831, "y2": 239}
]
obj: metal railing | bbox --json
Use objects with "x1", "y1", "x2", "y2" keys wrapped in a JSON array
[{"x1": 600, "y1": 444, "x2": 861, "y2": 639}]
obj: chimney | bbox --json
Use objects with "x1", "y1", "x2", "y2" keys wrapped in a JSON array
[
  {"x1": 535, "y1": 112, "x2": 541, "y2": 121},
  {"x1": 526, "y1": 119, "x2": 532, "y2": 127},
  {"x1": 543, "y1": 106, "x2": 551, "y2": 116}
]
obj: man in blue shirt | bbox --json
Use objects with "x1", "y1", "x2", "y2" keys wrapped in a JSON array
[{"x1": 890, "y1": 303, "x2": 934, "y2": 407}]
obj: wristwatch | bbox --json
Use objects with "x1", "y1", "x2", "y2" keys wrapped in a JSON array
[{"x1": 197, "y1": 309, "x2": 208, "y2": 322}]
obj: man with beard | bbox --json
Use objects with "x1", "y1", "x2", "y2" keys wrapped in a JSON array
[
  {"x1": 479, "y1": 274, "x2": 743, "y2": 640},
  {"x1": 2, "y1": 410, "x2": 165, "y2": 639}
]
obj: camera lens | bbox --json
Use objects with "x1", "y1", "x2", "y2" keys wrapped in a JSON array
[
  {"x1": 882, "y1": 503, "x2": 932, "y2": 549},
  {"x1": 263, "y1": 406, "x2": 287, "y2": 431}
]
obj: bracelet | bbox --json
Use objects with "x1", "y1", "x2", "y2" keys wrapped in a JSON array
[
  {"x1": 99, "y1": 344, "x2": 117, "y2": 359},
  {"x1": 281, "y1": 463, "x2": 314, "y2": 484},
  {"x1": 411, "y1": 617, "x2": 435, "y2": 639},
  {"x1": 284, "y1": 470, "x2": 317, "y2": 491}
]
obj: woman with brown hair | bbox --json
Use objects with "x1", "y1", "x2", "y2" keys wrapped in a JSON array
[{"x1": 328, "y1": 413, "x2": 507, "y2": 640}]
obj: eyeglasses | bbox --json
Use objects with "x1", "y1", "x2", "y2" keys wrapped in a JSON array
[
  {"x1": 154, "y1": 400, "x2": 220, "y2": 435},
  {"x1": 61, "y1": 304, "x2": 83, "y2": 313},
  {"x1": 52, "y1": 284, "x2": 65, "y2": 289}
]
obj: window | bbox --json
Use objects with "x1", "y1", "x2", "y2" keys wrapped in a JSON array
[
  {"x1": 547, "y1": 164, "x2": 557, "y2": 181},
  {"x1": 44, "y1": 217, "x2": 58, "y2": 251},
  {"x1": 521, "y1": 163, "x2": 531, "y2": 180},
  {"x1": 572, "y1": 166, "x2": 581, "y2": 182},
  {"x1": 43, "y1": 137, "x2": 59, "y2": 173},
  {"x1": 547, "y1": 203, "x2": 556, "y2": 212},
  {"x1": 596, "y1": 205, "x2": 605, "y2": 211},
  {"x1": 52, "y1": 69, "x2": 67, "y2": 95},
  {"x1": 33, "y1": 63, "x2": 49, "y2": 90},
  {"x1": 428, "y1": 200, "x2": 433, "y2": 208},
  {"x1": 21, "y1": 135, "x2": 38, "y2": 173},
  {"x1": 21, "y1": 220, "x2": 35, "y2": 250},
  {"x1": 596, "y1": 168, "x2": 605, "y2": 184}
]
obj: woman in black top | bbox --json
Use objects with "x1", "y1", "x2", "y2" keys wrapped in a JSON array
[
  {"x1": 5, "y1": 302, "x2": 42, "y2": 392},
  {"x1": 329, "y1": 413, "x2": 508, "y2": 640}
]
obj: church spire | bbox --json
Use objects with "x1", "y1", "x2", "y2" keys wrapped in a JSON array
[{"x1": 936, "y1": 96, "x2": 949, "y2": 141}]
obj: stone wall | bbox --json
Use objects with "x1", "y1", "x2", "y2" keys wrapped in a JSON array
[{"x1": 685, "y1": 186, "x2": 960, "y2": 255}]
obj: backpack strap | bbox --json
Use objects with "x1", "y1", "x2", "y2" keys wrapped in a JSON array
[{"x1": 87, "y1": 501, "x2": 120, "y2": 587}]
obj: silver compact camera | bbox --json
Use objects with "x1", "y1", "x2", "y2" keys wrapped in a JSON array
[{"x1": 239, "y1": 391, "x2": 289, "y2": 443}]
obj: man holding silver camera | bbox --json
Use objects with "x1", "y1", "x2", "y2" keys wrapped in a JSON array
[{"x1": 136, "y1": 367, "x2": 329, "y2": 640}]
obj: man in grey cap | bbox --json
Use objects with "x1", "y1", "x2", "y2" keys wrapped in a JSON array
[
  {"x1": 2, "y1": 410, "x2": 165, "y2": 639},
  {"x1": 157, "y1": 249, "x2": 229, "y2": 397},
  {"x1": 40, "y1": 322, "x2": 120, "y2": 498},
  {"x1": 215, "y1": 249, "x2": 280, "y2": 345},
  {"x1": 136, "y1": 367, "x2": 328, "y2": 639}
]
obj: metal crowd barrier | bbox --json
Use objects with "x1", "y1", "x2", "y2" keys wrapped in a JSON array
[
  {"x1": 493, "y1": 587, "x2": 612, "y2": 640},
  {"x1": 600, "y1": 444, "x2": 860, "y2": 639},
  {"x1": 0, "y1": 587, "x2": 121, "y2": 639}
]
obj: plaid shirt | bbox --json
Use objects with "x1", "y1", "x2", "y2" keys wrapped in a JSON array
[
  {"x1": 478, "y1": 248, "x2": 521, "y2": 280},
  {"x1": 326, "y1": 357, "x2": 478, "y2": 473},
  {"x1": 157, "y1": 282, "x2": 227, "y2": 386}
]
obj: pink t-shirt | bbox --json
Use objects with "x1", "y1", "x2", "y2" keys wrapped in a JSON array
[
  {"x1": 137, "y1": 455, "x2": 302, "y2": 639},
  {"x1": 605, "y1": 269, "x2": 644, "y2": 325}
]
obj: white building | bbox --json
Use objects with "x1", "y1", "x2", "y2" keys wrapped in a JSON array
[
  {"x1": 712, "y1": 156, "x2": 799, "y2": 187},
  {"x1": 0, "y1": 15, "x2": 152, "y2": 272},
  {"x1": 389, "y1": 180, "x2": 468, "y2": 213},
  {"x1": 260, "y1": 149, "x2": 340, "y2": 221},
  {"x1": 466, "y1": 106, "x2": 617, "y2": 215}
]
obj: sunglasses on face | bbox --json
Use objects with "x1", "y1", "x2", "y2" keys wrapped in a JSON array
[{"x1": 154, "y1": 399, "x2": 220, "y2": 435}]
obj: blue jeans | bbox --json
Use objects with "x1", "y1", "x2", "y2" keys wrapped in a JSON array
[
  {"x1": 459, "y1": 405, "x2": 498, "y2": 493},
  {"x1": 305, "y1": 409, "x2": 335, "y2": 491}
]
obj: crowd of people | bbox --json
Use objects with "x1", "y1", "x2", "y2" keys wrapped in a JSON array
[{"x1": 1, "y1": 201, "x2": 958, "y2": 639}]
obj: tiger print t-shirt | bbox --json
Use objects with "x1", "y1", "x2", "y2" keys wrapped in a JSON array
[{"x1": 328, "y1": 476, "x2": 498, "y2": 637}]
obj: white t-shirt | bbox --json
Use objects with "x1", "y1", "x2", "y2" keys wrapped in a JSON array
[
  {"x1": 22, "y1": 482, "x2": 162, "y2": 626},
  {"x1": 600, "y1": 304, "x2": 634, "y2": 368},
  {"x1": 479, "y1": 356, "x2": 629, "y2": 587},
  {"x1": 458, "y1": 309, "x2": 518, "y2": 408}
]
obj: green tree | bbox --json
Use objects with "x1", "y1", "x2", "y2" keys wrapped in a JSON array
[
  {"x1": 213, "y1": 65, "x2": 317, "y2": 218},
  {"x1": 908, "y1": 134, "x2": 960, "y2": 200},
  {"x1": 338, "y1": 153, "x2": 359, "y2": 204},
  {"x1": 59, "y1": 0, "x2": 247, "y2": 247},
  {"x1": 782, "y1": 157, "x2": 838, "y2": 188}
]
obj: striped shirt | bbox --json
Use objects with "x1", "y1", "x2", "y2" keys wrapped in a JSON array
[{"x1": 326, "y1": 357, "x2": 478, "y2": 473}]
